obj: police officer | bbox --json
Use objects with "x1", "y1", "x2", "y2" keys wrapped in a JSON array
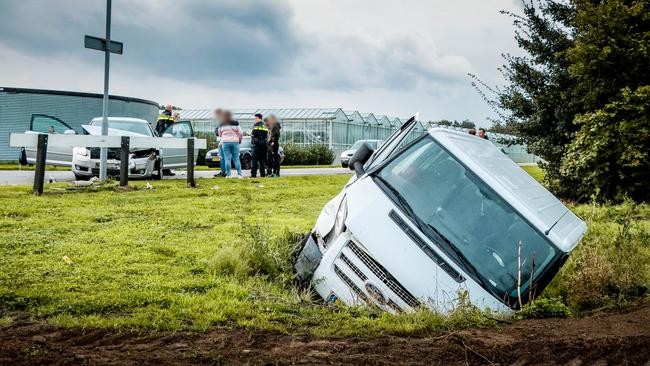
[
  {"x1": 155, "y1": 104, "x2": 175, "y2": 136},
  {"x1": 155, "y1": 104, "x2": 176, "y2": 176},
  {"x1": 250, "y1": 113, "x2": 268, "y2": 178}
]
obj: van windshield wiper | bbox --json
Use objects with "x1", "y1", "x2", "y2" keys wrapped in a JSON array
[
  {"x1": 425, "y1": 223, "x2": 485, "y2": 288},
  {"x1": 373, "y1": 174, "x2": 487, "y2": 288}
]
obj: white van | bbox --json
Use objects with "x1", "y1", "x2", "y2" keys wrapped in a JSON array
[{"x1": 294, "y1": 117, "x2": 587, "y2": 312}]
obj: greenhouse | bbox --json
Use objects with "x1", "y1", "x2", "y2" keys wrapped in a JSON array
[
  {"x1": 179, "y1": 108, "x2": 415, "y2": 160},
  {"x1": 179, "y1": 108, "x2": 537, "y2": 163}
]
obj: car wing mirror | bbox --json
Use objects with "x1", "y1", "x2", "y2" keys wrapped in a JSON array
[
  {"x1": 64, "y1": 129, "x2": 76, "y2": 135},
  {"x1": 162, "y1": 133, "x2": 174, "y2": 138},
  {"x1": 349, "y1": 142, "x2": 374, "y2": 176}
]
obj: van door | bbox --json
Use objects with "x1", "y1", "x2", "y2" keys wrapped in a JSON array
[
  {"x1": 365, "y1": 116, "x2": 421, "y2": 170},
  {"x1": 160, "y1": 121, "x2": 194, "y2": 168},
  {"x1": 25, "y1": 114, "x2": 76, "y2": 166}
]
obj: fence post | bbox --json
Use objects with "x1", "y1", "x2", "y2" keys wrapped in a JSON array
[
  {"x1": 33, "y1": 134, "x2": 48, "y2": 196},
  {"x1": 120, "y1": 136, "x2": 129, "y2": 187},
  {"x1": 187, "y1": 138, "x2": 195, "y2": 188}
]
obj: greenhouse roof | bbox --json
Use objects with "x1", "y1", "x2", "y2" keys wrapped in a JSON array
[{"x1": 180, "y1": 108, "x2": 342, "y2": 121}]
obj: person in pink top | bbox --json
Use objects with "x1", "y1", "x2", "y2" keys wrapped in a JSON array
[{"x1": 218, "y1": 110, "x2": 244, "y2": 178}]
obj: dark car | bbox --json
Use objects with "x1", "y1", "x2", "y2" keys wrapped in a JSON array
[{"x1": 205, "y1": 136, "x2": 284, "y2": 170}]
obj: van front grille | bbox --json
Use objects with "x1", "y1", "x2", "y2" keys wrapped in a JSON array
[
  {"x1": 340, "y1": 253, "x2": 367, "y2": 281},
  {"x1": 333, "y1": 265, "x2": 368, "y2": 303},
  {"x1": 347, "y1": 241, "x2": 421, "y2": 309}
]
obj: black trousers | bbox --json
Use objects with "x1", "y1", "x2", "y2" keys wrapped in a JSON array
[
  {"x1": 251, "y1": 146, "x2": 267, "y2": 177},
  {"x1": 269, "y1": 143, "x2": 281, "y2": 175}
]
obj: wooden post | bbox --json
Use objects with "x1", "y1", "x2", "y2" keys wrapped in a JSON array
[
  {"x1": 119, "y1": 136, "x2": 129, "y2": 187},
  {"x1": 33, "y1": 134, "x2": 48, "y2": 196},
  {"x1": 187, "y1": 138, "x2": 195, "y2": 187}
]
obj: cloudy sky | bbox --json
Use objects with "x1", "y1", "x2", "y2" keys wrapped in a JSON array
[{"x1": 0, "y1": 0, "x2": 523, "y2": 123}]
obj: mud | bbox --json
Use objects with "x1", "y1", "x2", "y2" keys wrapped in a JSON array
[{"x1": 1, "y1": 304, "x2": 648, "y2": 365}]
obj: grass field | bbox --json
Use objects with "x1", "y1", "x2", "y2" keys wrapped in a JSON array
[
  {"x1": 0, "y1": 162, "x2": 340, "y2": 171},
  {"x1": 0, "y1": 171, "x2": 647, "y2": 336}
]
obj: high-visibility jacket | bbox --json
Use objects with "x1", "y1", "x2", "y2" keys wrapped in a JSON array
[
  {"x1": 251, "y1": 122, "x2": 269, "y2": 147},
  {"x1": 155, "y1": 111, "x2": 174, "y2": 135}
]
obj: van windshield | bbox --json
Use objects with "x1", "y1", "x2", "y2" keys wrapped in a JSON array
[{"x1": 375, "y1": 137, "x2": 559, "y2": 306}]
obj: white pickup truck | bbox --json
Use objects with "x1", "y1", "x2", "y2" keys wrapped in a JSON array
[{"x1": 294, "y1": 117, "x2": 587, "y2": 312}]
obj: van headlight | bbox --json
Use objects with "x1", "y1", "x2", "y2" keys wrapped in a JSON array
[
  {"x1": 73, "y1": 147, "x2": 88, "y2": 157},
  {"x1": 333, "y1": 196, "x2": 348, "y2": 236}
]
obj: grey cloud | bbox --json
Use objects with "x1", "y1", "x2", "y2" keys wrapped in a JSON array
[
  {"x1": 0, "y1": 0, "x2": 302, "y2": 81},
  {"x1": 0, "y1": 0, "x2": 471, "y2": 91}
]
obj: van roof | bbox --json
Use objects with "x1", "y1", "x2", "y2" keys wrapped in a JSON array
[{"x1": 428, "y1": 128, "x2": 586, "y2": 252}]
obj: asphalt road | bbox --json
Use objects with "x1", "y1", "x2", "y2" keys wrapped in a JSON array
[{"x1": 0, "y1": 167, "x2": 352, "y2": 186}]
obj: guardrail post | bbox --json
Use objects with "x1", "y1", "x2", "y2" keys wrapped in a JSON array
[
  {"x1": 187, "y1": 138, "x2": 195, "y2": 188},
  {"x1": 120, "y1": 136, "x2": 129, "y2": 187},
  {"x1": 33, "y1": 134, "x2": 48, "y2": 196}
]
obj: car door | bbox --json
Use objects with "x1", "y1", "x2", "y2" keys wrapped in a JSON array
[
  {"x1": 24, "y1": 114, "x2": 76, "y2": 166},
  {"x1": 160, "y1": 121, "x2": 194, "y2": 168}
]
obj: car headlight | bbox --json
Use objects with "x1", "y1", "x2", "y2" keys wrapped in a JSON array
[
  {"x1": 73, "y1": 147, "x2": 88, "y2": 157},
  {"x1": 333, "y1": 196, "x2": 348, "y2": 237}
]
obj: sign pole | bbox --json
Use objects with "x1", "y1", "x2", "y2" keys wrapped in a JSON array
[{"x1": 99, "y1": 0, "x2": 112, "y2": 181}]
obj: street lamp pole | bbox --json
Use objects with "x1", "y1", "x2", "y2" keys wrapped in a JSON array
[{"x1": 99, "y1": 0, "x2": 112, "y2": 181}]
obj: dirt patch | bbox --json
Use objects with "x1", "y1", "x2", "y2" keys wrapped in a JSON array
[{"x1": 1, "y1": 304, "x2": 648, "y2": 366}]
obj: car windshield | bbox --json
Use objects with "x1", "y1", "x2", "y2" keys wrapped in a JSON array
[
  {"x1": 350, "y1": 141, "x2": 364, "y2": 150},
  {"x1": 375, "y1": 136, "x2": 559, "y2": 305},
  {"x1": 90, "y1": 120, "x2": 152, "y2": 136}
]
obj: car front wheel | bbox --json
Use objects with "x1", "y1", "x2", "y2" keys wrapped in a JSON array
[{"x1": 241, "y1": 154, "x2": 252, "y2": 170}]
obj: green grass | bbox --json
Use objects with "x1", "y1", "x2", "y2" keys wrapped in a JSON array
[
  {"x1": 0, "y1": 172, "x2": 647, "y2": 335},
  {"x1": 0, "y1": 162, "x2": 67, "y2": 171},
  {"x1": 0, "y1": 162, "x2": 339, "y2": 171},
  {"x1": 522, "y1": 165, "x2": 545, "y2": 182},
  {"x1": 193, "y1": 164, "x2": 340, "y2": 171}
]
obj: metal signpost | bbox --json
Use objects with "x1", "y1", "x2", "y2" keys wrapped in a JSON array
[{"x1": 84, "y1": 0, "x2": 123, "y2": 180}]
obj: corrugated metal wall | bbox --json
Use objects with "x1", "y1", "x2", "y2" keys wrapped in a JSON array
[{"x1": 0, "y1": 89, "x2": 159, "y2": 161}]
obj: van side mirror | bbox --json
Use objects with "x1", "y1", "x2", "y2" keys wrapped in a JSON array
[
  {"x1": 349, "y1": 142, "x2": 374, "y2": 176},
  {"x1": 64, "y1": 129, "x2": 76, "y2": 135}
]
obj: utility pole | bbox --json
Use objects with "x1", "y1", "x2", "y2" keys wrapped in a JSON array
[
  {"x1": 84, "y1": 0, "x2": 123, "y2": 180},
  {"x1": 99, "y1": 0, "x2": 112, "y2": 181}
]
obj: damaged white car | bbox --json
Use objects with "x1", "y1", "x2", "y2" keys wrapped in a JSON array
[
  {"x1": 72, "y1": 117, "x2": 197, "y2": 180},
  {"x1": 294, "y1": 117, "x2": 587, "y2": 312},
  {"x1": 23, "y1": 116, "x2": 199, "y2": 180}
]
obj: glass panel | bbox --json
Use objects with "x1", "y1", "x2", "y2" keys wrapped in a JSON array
[
  {"x1": 165, "y1": 122, "x2": 193, "y2": 138},
  {"x1": 376, "y1": 137, "x2": 557, "y2": 301},
  {"x1": 31, "y1": 115, "x2": 72, "y2": 134},
  {"x1": 89, "y1": 119, "x2": 153, "y2": 136}
]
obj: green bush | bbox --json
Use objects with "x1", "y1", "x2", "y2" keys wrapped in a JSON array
[
  {"x1": 518, "y1": 298, "x2": 571, "y2": 319},
  {"x1": 283, "y1": 144, "x2": 335, "y2": 165},
  {"x1": 542, "y1": 201, "x2": 649, "y2": 311}
]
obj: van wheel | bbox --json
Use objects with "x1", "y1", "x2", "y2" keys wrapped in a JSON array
[{"x1": 242, "y1": 154, "x2": 252, "y2": 170}]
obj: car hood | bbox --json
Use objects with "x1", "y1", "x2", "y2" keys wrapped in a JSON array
[
  {"x1": 341, "y1": 149, "x2": 355, "y2": 157},
  {"x1": 82, "y1": 125, "x2": 150, "y2": 137}
]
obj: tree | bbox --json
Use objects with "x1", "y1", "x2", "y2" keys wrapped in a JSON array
[
  {"x1": 562, "y1": 86, "x2": 649, "y2": 202},
  {"x1": 474, "y1": 0, "x2": 649, "y2": 202},
  {"x1": 460, "y1": 119, "x2": 476, "y2": 129}
]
